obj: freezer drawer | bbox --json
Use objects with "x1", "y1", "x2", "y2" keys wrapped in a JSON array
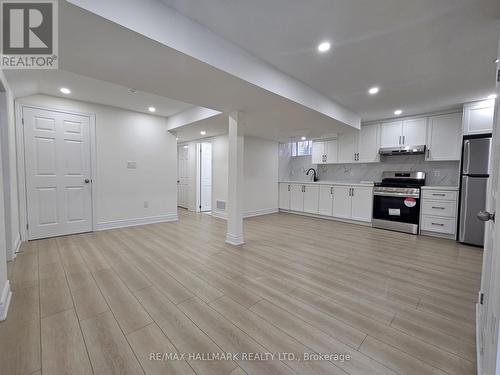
[{"x1": 459, "y1": 176, "x2": 487, "y2": 246}]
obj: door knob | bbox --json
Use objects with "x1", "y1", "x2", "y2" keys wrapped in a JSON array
[
  {"x1": 84, "y1": 179, "x2": 90, "y2": 184},
  {"x1": 477, "y1": 211, "x2": 495, "y2": 222}
]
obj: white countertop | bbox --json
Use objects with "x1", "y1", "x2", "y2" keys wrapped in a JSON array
[
  {"x1": 279, "y1": 180, "x2": 374, "y2": 187},
  {"x1": 421, "y1": 186, "x2": 459, "y2": 191}
]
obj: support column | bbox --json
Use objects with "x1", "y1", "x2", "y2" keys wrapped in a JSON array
[{"x1": 226, "y1": 112, "x2": 244, "y2": 246}]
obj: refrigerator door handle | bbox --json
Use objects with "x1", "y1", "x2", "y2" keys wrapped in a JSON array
[
  {"x1": 459, "y1": 176, "x2": 469, "y2": 242},
  {"x1": 462, "y1": 140, "x2": 471, "y2": 174}
]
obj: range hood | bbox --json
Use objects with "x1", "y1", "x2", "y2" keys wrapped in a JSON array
[{"x1": 379, "y1": 145, "x2": 426, "y2": 156}]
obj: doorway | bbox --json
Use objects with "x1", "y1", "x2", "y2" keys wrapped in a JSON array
[
  {"x1": 197, "y1": 142, "x2": 212, "y2": 212},
  {"x1": 177, "y1": 144, "x2": 189, "y2": 208},
  {"x1": 21, "y1": 106, "x2": 94, "y2": 240}
]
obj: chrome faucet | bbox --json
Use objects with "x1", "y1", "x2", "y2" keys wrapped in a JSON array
[{"x1": 306, "y1": 168, "x2": 318, "y2": 182}]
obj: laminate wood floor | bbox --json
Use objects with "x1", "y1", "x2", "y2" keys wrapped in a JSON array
[{"x1": 0, "y1": 210, "x2": 482, "y2": 375}]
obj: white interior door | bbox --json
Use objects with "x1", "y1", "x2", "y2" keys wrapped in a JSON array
[
  {"x1": 476, "y1": 50, "x2": 500, "y2": 375},
  {"x1": 177, "y1": 145, "x2": 189, "y2": 208},
  {"x1": 200, "y1": 142, "x2": 212, "y2": 212},
  {"x1": 23, "y1": 107, "x2": 92, "y2": 240}
]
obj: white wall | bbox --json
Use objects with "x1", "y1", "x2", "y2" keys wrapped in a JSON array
[
  {"x1": 212, "y1": 134, "x2": 229, "y2": 219},
  {"x1": 17, "y1": 94, "x2": 178, "y2": 229},
  {"x1": 243, "y1": 137, "x2": 279, "y2": 216},
  {"x1": 207, "y1": 134, "x2": 278, "y2": 219}
]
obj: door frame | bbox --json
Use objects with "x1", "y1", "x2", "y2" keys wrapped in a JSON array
[
  {"x1": 15, "y1": 103, "x2": 97, "y2": 241},
  {"x1": 196, "y1": 141, "x2": 213, "y2": 213}
]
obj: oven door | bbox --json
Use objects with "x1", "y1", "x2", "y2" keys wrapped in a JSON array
[{"x1": 373, "y1": 194, "x2": 420, "y2": 224}]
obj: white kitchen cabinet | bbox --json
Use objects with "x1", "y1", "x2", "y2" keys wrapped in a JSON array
[
  {"x1": 279, "y1": 183, "x2": 291, "y2": 210},
  {"x1": 380, "y1": 120, "x2": 402, "y2": 148},
  {"x1": 463, "y1": 99, "x2": 495, "y2": 135},
  {"x1": 426, "y1": 113, "x2": 462, "y2": 161},
  {"x1": 325, "y1": 140, "x2": 338, "y2": 163},
  {"x1": 337, "y1": 132, "x2": 357, "y2": 163},
  {"x1": 380, "y1": 118, "x2": 427, "y2": 148},
  {"x1": 357, "y1": 124, "x2": 380, "y2": 163},
  {"x1": 312, "y1": 139, "x2": 338, "y2": 164},
  {"x1": 303, "y1": 185, "x2": 319, "y2": 214},
  {"x1": 350, "y1": 187, "x2": 373, "y2": 222},
  {"x1": 332, "y1": 186, "x2": 352, "y2": 219},
  {"x1": 290, "y1": 184, "x2": 304, "y2": 211},
  {"x1": 318, "y1": 185, "x2": 334, "y2": 216},
  {"x1": 311, "y1": 141, "x2": 325, "y2": 164},
  {"x1": 402, "y1": 118, "x2": 427, "y2": 146}
]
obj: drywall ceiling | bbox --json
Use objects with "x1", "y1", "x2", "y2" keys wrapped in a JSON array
[
  {"x1": 4, "y1": 70, "x2": 193, "y2": 117},
  {"x1": 172, "y1": 113, "x2": 228, "y2": 143},
  {"x1": 51, "y1": 1, "x2": 359, "y2": 141},
  {"x1": 160, "y1": 0, "x2": 500, "y2": 121}
]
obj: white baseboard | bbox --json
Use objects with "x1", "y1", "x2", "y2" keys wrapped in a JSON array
[
  {"x1": 226, "y1": 233, "x2": 245, "y2": 246},
  {"x1": 0, "y1": 280, "x2": 12, "y2": 321},
  {"x1": 95, "y1": 213, "x2": 178, "y2": 231},
  {"x1": 244, "y1": 208, "x2": 279, "y2": 218},
  {"x1": 7, "y1": 234, "x2": 21, "y2": 261},
  {"x1": 211, "y1": 210, "x2": 227, "y2": 220},
  {"x1": 212, "y1": 208, "x2": 278, "y2": 221},
  {"x1": 279, "y1": 209, "x2": 372, "y2": 227}
]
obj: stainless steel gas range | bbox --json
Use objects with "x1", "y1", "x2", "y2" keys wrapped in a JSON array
[{"x1": 372, "y1": 171, "x2": 426, "y2": 234}]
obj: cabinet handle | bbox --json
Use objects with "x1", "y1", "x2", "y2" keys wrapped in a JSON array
[
  {"x1": 288, "y1": 185, "x2": 290, "y2": 191},
  {"x1": 432, "y1": 193, "x2": 446, "y2": 196},
  {"x1": 403, "y1": 135, "x2": 405, "y2": 144},
  {"x1": 399, "y1": 136, "x2": 401, "y2": 145},
  {"x1": 432, "y1": 206, "x2": 445, "y2": 210},
  {"x1": 431, "y1": 222, "x2": 445, "y2": 226},
  {"x1": 331, "y1": 187, "x2": 333, "y2": 195},
  {"x1": 352, "y1": 188, "x2": 354, "y2": 196},
  {"x1": 302, "y1": 185, "x2": 305, "y2": 193},
  {"x1": 427, "y1": 149, "x2": 430, "y2": 159}
]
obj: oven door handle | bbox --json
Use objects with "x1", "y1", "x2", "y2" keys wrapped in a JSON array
[{"x1": 373, "y1": 191, "x2": 420, "y2": 198}]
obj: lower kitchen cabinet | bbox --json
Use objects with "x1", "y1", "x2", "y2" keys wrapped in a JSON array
[
  {"x1": 303, "y1": 185, "x2": 319, "y2": 214},
  {"x1": 279, "y1": 183, "x2": 291, "y2": 210},
  {"x1": 332, "y1": 186, "x2": 352, "y2": 219},
  {"x1": 318, "y1": 185, "x2": 334, "y2": 216},
  {"x1": 351, "y1": 187, "x2": 373, "y2": 222},
  {"x1": 290, "y1": 184, "x2": 304, "y2": 211},
  {"x1": 279, "y1": 182, "x2": 373, "y2": 224}
]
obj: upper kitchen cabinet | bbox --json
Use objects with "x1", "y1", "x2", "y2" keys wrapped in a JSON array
[
  {"x1": 337, "y1": 132, "x2": 357, "y2": 163},
  {"x1": 402, "y1": 118, "x2": 427, "y2": 146},
  {"x1": 312, "y1": 139, "x2": 338, "y2": 164},
  {"x1": 426, "y1": 112, "x2": 462, "y2": 161},
  {"x1": 463, "y1": 99, "x2": 495, "y2": 136},
  {"x1": 380, "y1": 118, "x2": 427, "y2": 148},
  {"x1": 337, "y1": 123, "x2": 380, "y2": 164},
  {"x1": 357, "y1": 124, "x2": 380, "y2": 163},
  {"x1": 380, "y1": 120, "x2": 402, "y2": 148}
]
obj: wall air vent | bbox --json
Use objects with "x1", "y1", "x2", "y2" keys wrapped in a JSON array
[{"x1": 216, "y1": 200, "x2": 226, "y2": 210}]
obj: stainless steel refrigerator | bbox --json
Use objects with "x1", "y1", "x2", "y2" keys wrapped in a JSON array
[{"x1": 458, "y1": 136, "x2": 492, "y2": 246}]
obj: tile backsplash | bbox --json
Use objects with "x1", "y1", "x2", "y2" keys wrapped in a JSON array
[{"x1": 279, "y1": 144, "x2": 460, "y2": 186}]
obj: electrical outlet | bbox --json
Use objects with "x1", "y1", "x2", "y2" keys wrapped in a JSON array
[
  {"x1": 127, "y1": 161, "x2": 137, "y2": 169},
  {"x1": 434, "y1": 170, "x2": 440, "y2": 177},
  {"x1": 143, "y1": 201, "x2": 149, "y2": 208}
]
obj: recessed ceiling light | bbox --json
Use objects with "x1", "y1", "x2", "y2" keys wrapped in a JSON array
[
  {"x1": 148, "y1": 107, "x2": 156, "y2": 112},
  {"x1": 128, "y1": 88, "x2": 137, "y2": 94},
  {"x1": 200, "y1": 131, "x2": 206, "y2": 135},
  {"x1": 301, "y1": 136, "x2": 307, "y2": 141},
  {"x1": 368, "y1": 87, "x2": 380, "y2": 95},
  {"x1": 176, "y1": 137, "x2": 179, "y2": 141},
  {"x1": 60, "y1": 87, "x2": 71, "y2": 94},
  {"x1": 317, "y1": 41, "x2": 331, "y2": 53},
  {"x1": 487, "y1": 94, "x2": 497, "y2": 100},
  {"x1": 394, "y1": 109, "x2": 403, "y2": 115},
  {"x1": 183, "y1": 145, "x2": 188, "y2": 149},
  {"x1": 494, "y1": 58, "x2": 499, "y2": 63}
]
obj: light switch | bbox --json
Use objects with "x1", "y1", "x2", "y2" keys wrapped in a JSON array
[{"x1": 127, "y1": 161, "x2": 137, "y2": 169}]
